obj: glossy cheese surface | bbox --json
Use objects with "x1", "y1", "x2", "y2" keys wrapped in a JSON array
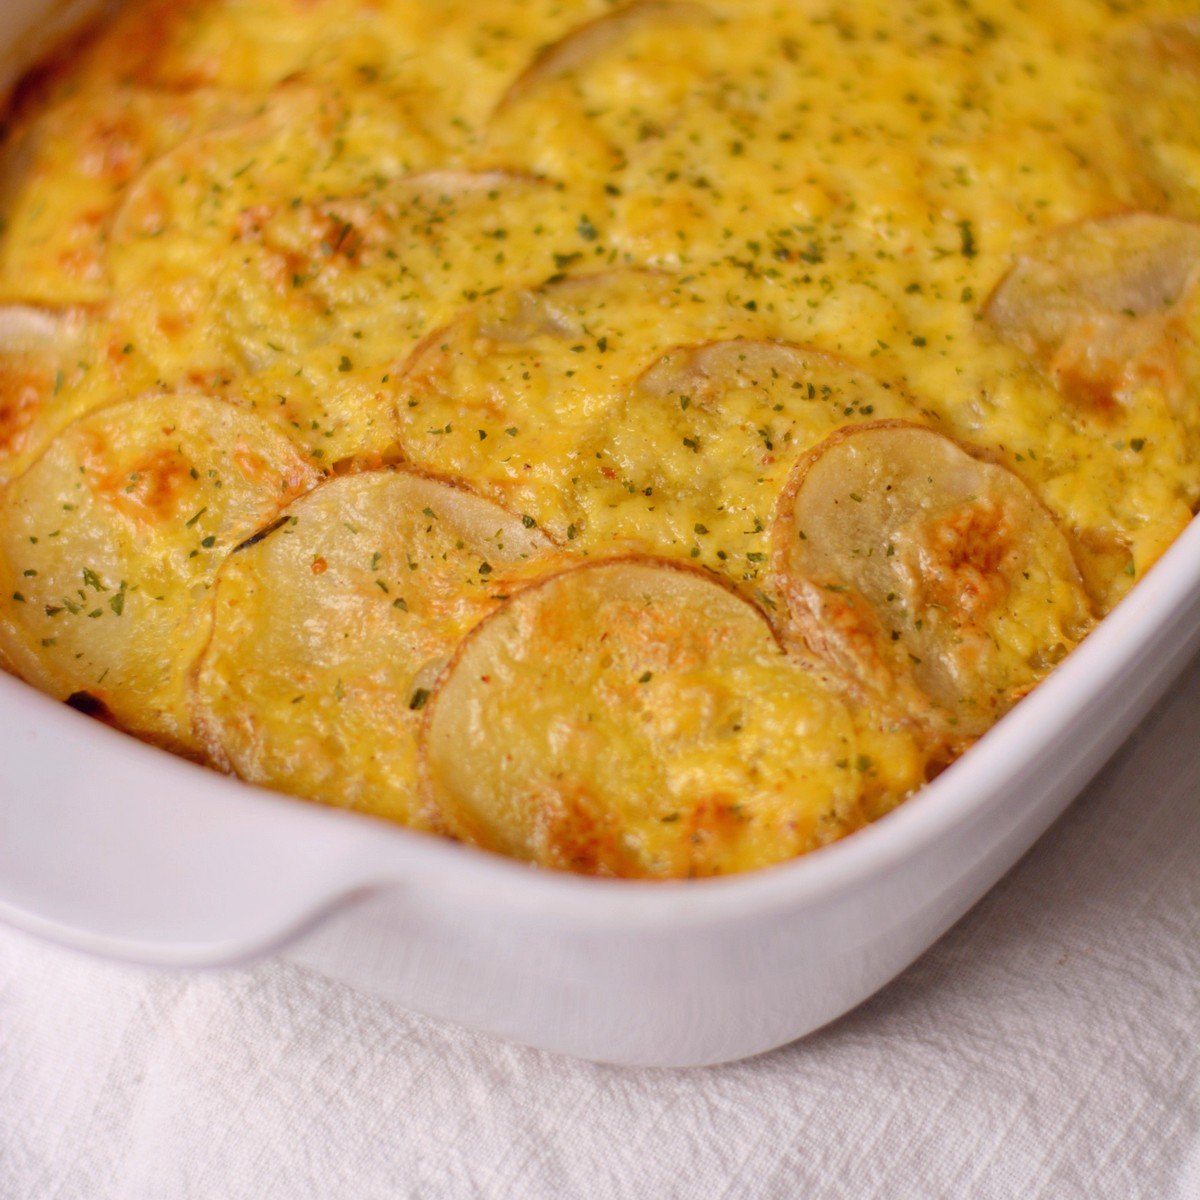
[{"x1": 0, "y1": 0, "x2": 1197, "y2": 876}]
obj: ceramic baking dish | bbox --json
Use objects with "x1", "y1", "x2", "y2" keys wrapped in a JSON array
[{"x1": 2, "y1": 0, "x2": 1200, "y2": 1068}]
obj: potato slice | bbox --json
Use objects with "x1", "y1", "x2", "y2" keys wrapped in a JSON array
[
  {"x1": 192, "y1": 469, "x2": 552, "y2": 823},
  {"x1": 584, "y1": 341, "x2": 917, "y2": 583},
  {"x1": 984, "y1": 214, "x2": 1200, "y2": 417},
  {"x1": 984, "y1": 214, "x2": 1200, "y2": 602},
  {"x1": 0, "y1": 305, "x2": 181, "y2": 486},
  {"x1": 0, "y1": 393, "x2": 320, "y2": 749},
  {"x1": 0, "y1": 86, "x2": 250, "y2": 304},
  {"x1": 422, "y1": 559, "x2": 929, "y2": 878},
  {"x1": 498, "y1": 1, "x2": 714, "y2": 110},
  {"x1": 108, "y1": 83, "x2": 441, "y2": 343},
  {"x1": 110, "y1": 83, "x2": 436, "y2": 282},
  {"x1": 395, "y1": 271, "x2": 758, "y2": 539},
  {"x1": 168, "y1": 168, "x2": 549, "y2": 369},
  {"x1": 111, "y1": 84, "x2": 436, "y2": 248},
  {"x1": 113, "y1": 147, "x2": 590, "y2": 462},
  {"x1": 771, "y1": 423, "x2": 1093, "y2": 739},
  {"x1": 487, "y1": 2, "x2": 718, "y2": 177}
]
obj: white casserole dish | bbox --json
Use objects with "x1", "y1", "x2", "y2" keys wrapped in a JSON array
[{"x1": 2, "y1": 0, "x2": 1199, "y2": 1068}]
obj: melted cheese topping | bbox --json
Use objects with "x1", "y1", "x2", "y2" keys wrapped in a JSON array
[{"x1": 0, "y1": 0, "x2": 1197, "y2": 876}]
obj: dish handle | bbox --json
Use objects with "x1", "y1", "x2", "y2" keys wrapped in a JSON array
[{"x1": 0, "y1": 676, "x2": 391, "y2": 966}]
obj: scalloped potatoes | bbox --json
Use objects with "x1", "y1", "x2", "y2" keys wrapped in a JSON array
[
  {"x1": 424, "y1": 559, "x2": 927, "y2": 877},
  {"x1": 0, "y1": 392, "x2": 319, "y2": 748},
  {"x1": 0, "y1": 0, "x2": 1198, "y2": 877},
  {"x1": 193, "y1": 468, "x2": 551, "y2": 821},
  {"x1": 771, "y1": 423, "x2": 1094, "y2": 740}
]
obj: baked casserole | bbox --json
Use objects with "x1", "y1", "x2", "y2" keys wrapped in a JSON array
[{"x1": 0, "y1": 0, "x2": 1197, "y2": 877}]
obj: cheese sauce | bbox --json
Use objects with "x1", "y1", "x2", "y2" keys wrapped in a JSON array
[{"x1": 0, "y1": 0, "x2": 1196, "y2": 875}]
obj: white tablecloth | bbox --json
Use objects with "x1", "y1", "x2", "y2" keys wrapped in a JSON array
[{"x1": 3, "y1": 657, "x2": 1198, "y2": 1200}]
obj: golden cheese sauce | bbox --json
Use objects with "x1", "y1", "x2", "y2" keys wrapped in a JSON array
[{"x1": 0, "y1": 0, "x2": 1197, "y2": 877}]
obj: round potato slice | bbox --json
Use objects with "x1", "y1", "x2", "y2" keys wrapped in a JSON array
[
  {"x1": 192, "y1": 469, "x2": 552, "y2": 823},
  {"x1": 113, "y1": 151, "x2": 591, "y2": 463},
  {"x1": 497, "y1": 1, "x2": 714, "y2": 110},
  {"x1": 109, "y1": 83, "x2": 436, "y2": 302},
  {"x1": 0, "y1": 85, "x2": 250, "y2": 304},
  {"x1": 395, "y1": 271, "x2": 759, "y2": 539},
  {"x1": 108, "y1": 83, "x2": 438, "y2": 350},
  {"x1": 584, "y1": 341, "x2": 917, "y2": 583},
  {"x1": 984, "y1": 214, "x2": 1200, "y2": 417},
  {"x1": 0, "y1": 305, "x2": 182, "y2": 486},
  {"x1": 111, "y1": 84, "x2": 436, "y2": 252},
  {"x1": 983, "y1": 214, "x2": 1200, "y2": 601},
  {"x1": 486, "y1": 1, "x2": 718, "y2": 177},
  {"x1": 771, "y1": 423, "x2": 1094, "y2": 739},
  {"x1": 0, "y1": 393, "x2": 320, "y2": 749},
  {"x1": 422, "y1": 559, "x2": 929, "y2": 878}
]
